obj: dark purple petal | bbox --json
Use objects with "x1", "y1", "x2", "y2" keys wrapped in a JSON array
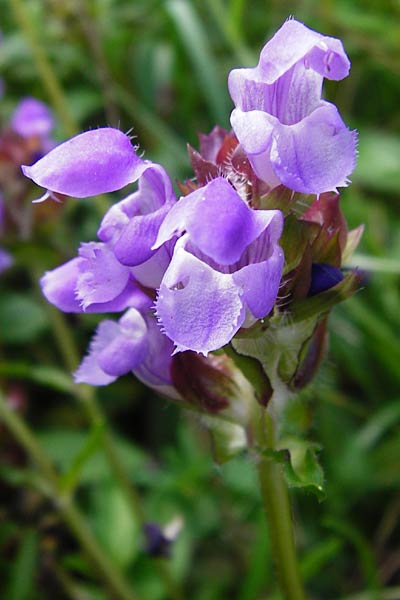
[
  {"x1": 155, "y1": 244, "x2": 245, "y2": 354},
  {"x1": 155, "y1": 177, "x2": 277, "y2": 265},
  {"x1": 308, "y1": 263, "x2": 343, "y2": 296},
  {"x1": 22, "y1": 128, "x2": 147, "y2": 198},
  {"x1": 11, "y1": 97, "x2": 53, "y2": 138}
]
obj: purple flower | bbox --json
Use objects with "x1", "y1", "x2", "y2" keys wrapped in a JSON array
[
  {"x1": 154, "y1": 177, "x2": 284, "y2": 355},
  {"x1": 74, "y1": 306, "x2": 178, "y2": 398},
  {"x1": 97, "y1": 162, "x2": 177, "y2": 286},
  {"x1": 40, "y1": 243, "x2": 149, "y2": 314},
  {"x1": 11, "y1": 97, "x2": 54, "y2": 139},
  {"x1": 0, "y1": 248, "x2": 13, "y2": 274},
  {"x1": 228, "y1": 19, "x2": 357, "y2": 195},
  {"x1": 21, "y1": 128, "x2": 148, "y2": 200},
  {"x1": 40, "y1": 152, "x2": 177, "y2": 309},
  {"x1": 0, "y1": 196, "x2": 12, "y2": 274}
]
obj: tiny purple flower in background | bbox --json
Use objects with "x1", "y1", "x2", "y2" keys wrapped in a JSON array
[
  {"x1": 11, "y1": 97, "x2": 54, "y2": 140},
  {"x1": 0, "y1": 247, "x2": 13, "y2": 274},
  {"x1": 229, "y1": 18, "x2": 357, "y2": 194},
  {"x1": 0, "y1": 196, "x2": 12, "y2": 274}
]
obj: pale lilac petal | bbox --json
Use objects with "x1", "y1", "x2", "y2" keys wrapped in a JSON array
[
  {"x1": 258, "y1": 20, "x2": 349, "y2": 81},
  {"x1": 97, "y1": 309, "x2": 148, "y2": 376},
  {"x1": 229, "y1": 62, "x2": 323, "y2": 121},
  {"x1": 76, "y1": 243, "x2": 130, "y2": 309},
  {"x1": 233, "y1": 246, "x2": 284, "y2": 319},
  {"x1": 41, "y1": 257, "x2": 83, "y2": 312},
  {"x1": 229, "y1": 20, "x2": 349, "y2": 109},
  {"x1": 130, "y1": 244, "x2": 173, "y2": 289},
  {"x1": 11, "y1": 97, "x2": 53, "y2": 138},
  {"x1": 155, "y1": 177, "x2": 276, "y2": 265},
  {"x1": 41, "y1": 253, "x2": 150, "y2": 314},
  {"x1": 22, "y1": 128, "x2": 147, "y2": 198},
  {"x1": 270, "y1": 103, "x2": 357, "y2": 194},
  {"x1": 230, "y1": 109, "x2": 276, "y2": 154},
  {"x1": 228, "y1": 19, "x2": 356, "y2": 195},
  {"x1": 155, "y1": 244, "x2": 245, "y2": 354},
  {"x1": 74, "y1": 309, "x2": 149, "y2": 385},
  {"x1": 74, "y1": 321, "x2": 120, "y2": 385},
  {"x1": 85, "y1": 281, "x2": 151, "y2": 314},
  {"x1": 133, "y1": 316, "x2": 176, "y2": 390}
]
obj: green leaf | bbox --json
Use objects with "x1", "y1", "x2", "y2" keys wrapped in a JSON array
[
  {"x1": 280, "y1": 215, "x2": 319, "y2": 274},
  {"x1": 59, "y1": 422, "x2": 106, "y2": 492},
  {"x1": 91, "y1": 484, "x2": 141, "y2": 569},
  {"x1": 263, "y1": 439, "x2": 325, "y2": 500},
  {"x1": 37, "y1": 429, "x2": 147, "y2": 486},
  {"x1": 233, "y1": 316, "x2": 318, "y2": 387},
  {"x1": 0, "y1": 293, "x2": 47, "y2": 344},
  {"x1": 342, "y1": 225, "x2": 365, "y2": 264},
  {"x1": 7, "y1": 529, "x2": 39, "y2": 600}
]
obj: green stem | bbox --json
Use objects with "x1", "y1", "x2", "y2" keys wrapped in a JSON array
[
  {"x1": 0, "y1": 392, "x2": 138, "y2": 600},
  {"x1": 250, "y1": 408, "x2": 307, "y2": 600},
  {"x1": 9, "y1": 0, "x2": 78, "y2": 136}
]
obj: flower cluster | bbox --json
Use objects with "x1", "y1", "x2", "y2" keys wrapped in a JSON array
[{"x1": 22, "y1": 19, "x2": 360, "y2": 418}]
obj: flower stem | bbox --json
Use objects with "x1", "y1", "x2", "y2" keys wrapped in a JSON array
[
  {"x1": 251, "y1": 407, "x2": 307, "y2": 600},
  {"x1": 0, "y1": 391, "x2": 138, "y2": 600}
]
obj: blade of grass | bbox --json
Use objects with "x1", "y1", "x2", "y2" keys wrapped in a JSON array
[{"x1": 165, "y1": 0, "x2": 230, "y2": 125}]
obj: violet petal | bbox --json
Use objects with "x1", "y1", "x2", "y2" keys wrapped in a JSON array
[
  {"x1": 155, "y1": 177, "x2": 277, "y2": 266},
  {"x1": 155, "y1": 244, "x2": 245, "y2": 355},
  {"x1": 22, "y1": 128, "x2": 146, "y2": 198}
]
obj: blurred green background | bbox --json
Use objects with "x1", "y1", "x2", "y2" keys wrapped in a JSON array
[{"x1": 0, "y1": 1, "x2": 400, "y2": 599}]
